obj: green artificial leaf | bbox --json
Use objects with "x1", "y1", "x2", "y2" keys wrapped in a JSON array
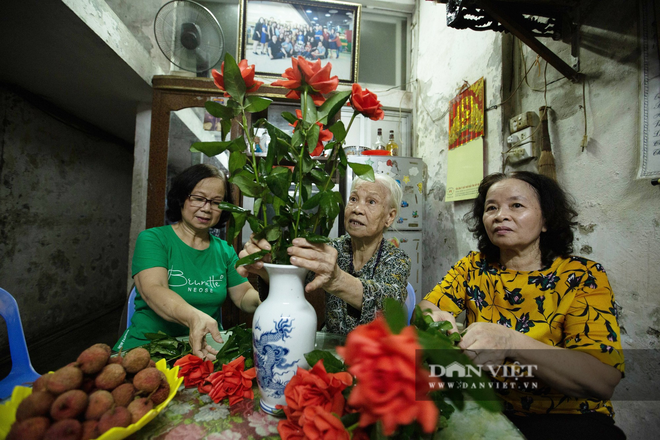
[
  {"x1": 216, "y1": 202, "x2": 248, "y2": 213},
  {"x1": 318, "y1": 190, "x2": 341, "y2": 219},
  {"x1": 300, "y1": 149, "x2": 315, "y2": 174},
  {"x1": 220, "y1": 118, "x2": 232, "y2": 141},
  {"x1": 141, "y1": 332, "x2": 191, "y2": 367},
  {"x1": 416, "y1": 329, "x2": 501, "y2": 412},
  {"x1": 304, "y1": 233, "x2": 332, "y2": 244},
  {"x1": 301, "y1": 191, "x2": 323, "y2": 210},
  {"x1": 244, "y1": 95, "x2": 272, "y2": 113},
  {"x1": 254, "y1": 224, "x2": 282, "y2": 242},
  {"x1": 309, "y1": 168, "x2": 330, "y2": 186},
  {"x1": 411, "y1": 306, "x2": 436, "y2": 330},
  {"x1": 205, "y1": 100, "x2": 234, "y2": 119},
  {"x1": 304, "y1": 350, "x2": 347, "y2": 374},
  {"x1": 306, "y1": 123, "x2": 321, "y2": 154},
  {"x1": 281, "y1": 111, "x2": 298, "y2": 124},
  {"x1": 214, "y1": 324, "x2": 254, "y2": 367},
  {"x1": 265, "y1": 166, "x2": 293, "y2": 200},
  {"x1": 190, "y1": 141, "x2": 233, "y2": 157},
  {"x1": 247, "y1": 215, "x2": 263, "y2": 235},
  {"x1": 228, "y1": 150, "x2": 247, "y2": 175},
  {"x1": 228, "y1": 135, "x2": 247, "y2": 153},
  {"x1": 228, "y1": 211, "x2": 248, "y2": 240},
  {"x1": 271, "y1": 195, "x2": 285, "y2": 216},
  {"x1": 144, "y1": 331, "x2": 169, "y2": 341},
  {"x1": 348, "y1": 162, "x2": 375, "y2": 182},
  {"x1": 222, "y1": 53, "x2": 246, "y2": 104},
  {"x1": 383, "y1": 297, "x2": 407, "y2": 334},
  {"x1": 338, "y1": 144, "x2": 348, "y2": 168},
  {"x1": 302, "y1": 93, "x2": 318, "y2": 125},
  {"x1": 328, "y1": 120, "x2": 347, "y2": 142},
  {"x1": 340, "y1": 412, "x2": 360, "y2": 428},
  {"x1": 332, "y1": 191, "x2": 344, "y2": 205},
  {"x1": 318, "y1": 90, "x2": 351, "y2": 125},
  {"x1": 230, "y1": 171, "x2": 265, "y2": 197},
  {"x1": 263, "y1": 120, "x2": 292, "y2": 151},
  {"x1": 291, "y1": 129, "x2": 305, "y2": 150},
  {"x1": 235, "y1": 249, "x2": 270, "y2": 267},
  {"x1": 252, "y1": 198, "x2": 263, "y2": 218}
]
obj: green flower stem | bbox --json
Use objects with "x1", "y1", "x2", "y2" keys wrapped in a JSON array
[
  {"x1": 311, "y1": 111, "x2": 358, "y2": 233},
  {"x1": 240, "y1": 107, "x2": 268, "y2": 226},
  {"x1": 293, "y1": 89, "x2": 309, "y2": 239},
  {"x1": 323, "y1": 111, "x2": 357, "y2": 193},
  {"x1": 346, "y1": 422, "x2": 360, "y2": 432}
]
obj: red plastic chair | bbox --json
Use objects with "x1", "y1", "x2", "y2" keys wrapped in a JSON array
[{"x1": 0, "y1": 287, "x2": 41, "y2": 399}]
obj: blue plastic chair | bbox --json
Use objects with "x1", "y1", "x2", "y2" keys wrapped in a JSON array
[
  {"x1": 0, "y1": 288, "x2": 41, "y2": 399},
  {"x1": 126, "y1": 287, "x2": 137, "y2": 330},
  {"x1": 405, "y1": 283, "x2": 416, "y2": 325}
]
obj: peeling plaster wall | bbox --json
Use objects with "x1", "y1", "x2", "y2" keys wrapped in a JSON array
[
  {"x1": 0, "y1": 87, "x2": 132, "y2": 352},
  {"x1": 413, "y1": 0, "x2": 507, "y2": 286},
  {"x1": 413, "y1": 0, "x2": 659, "y2": 436}
]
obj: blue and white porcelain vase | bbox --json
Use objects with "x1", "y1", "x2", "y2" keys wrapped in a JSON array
[{"x1": 252, "y1": 263, "x2": 317, "y2": 414}]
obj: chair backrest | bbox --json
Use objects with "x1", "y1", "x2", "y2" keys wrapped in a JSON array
[
  {"x1": 405, "y1": 283, "x2": 416, "y2": 325},
  {"x1": 126, "y1": 286, "x2": 137, "y2": 330},
  {"x1": 0, "y1": 287, "x2": 40, "y2": 399}
]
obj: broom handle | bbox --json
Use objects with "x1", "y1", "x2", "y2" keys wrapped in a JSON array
[{"x1": 539, "y1": 106, "x2": 552, "y2": 153}]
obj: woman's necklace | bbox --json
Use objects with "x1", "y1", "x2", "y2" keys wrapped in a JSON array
[{"x1": 348, "y1": 238, "x2": 385, "y2": 279}]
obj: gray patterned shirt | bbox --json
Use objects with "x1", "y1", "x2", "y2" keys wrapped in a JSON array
[{"x1": 321, "y1": 234, "x2": 411, "y2": 335}]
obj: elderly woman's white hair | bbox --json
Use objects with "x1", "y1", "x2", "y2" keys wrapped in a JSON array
[{"x1": 350, "y1": 174, "x2": 403, "y2": 221}]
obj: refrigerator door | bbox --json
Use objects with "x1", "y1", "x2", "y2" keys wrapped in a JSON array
[
  {"x1": 347, "y1": 156, "x2": 426, "y2": 230},
  {"x1": 384, "y1": 230, "x2": 422, "y2": 302}
]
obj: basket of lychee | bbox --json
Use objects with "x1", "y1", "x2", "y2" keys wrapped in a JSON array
[{"x1": 0, "y1": 343, "x2": 183, "y2": 440}]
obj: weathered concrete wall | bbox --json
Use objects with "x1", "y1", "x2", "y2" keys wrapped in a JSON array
[
  {"x1": 0, "y1": 86, "x2": 132, "y2": 351},
  {"x1": 412, "y1": 0, "x2": 507, "y2": 281},
  {"x1": 413, "y1": 0, "x2": 660, "y2": 436}
]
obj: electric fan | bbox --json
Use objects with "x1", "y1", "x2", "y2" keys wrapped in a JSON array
[{"x1": 154, "y1": 0, "x2": 225, "y2": 76}]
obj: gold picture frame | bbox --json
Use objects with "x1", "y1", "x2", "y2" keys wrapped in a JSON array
[{"x1": 238, "y1": 0, "x2": 361, "y2": 84}]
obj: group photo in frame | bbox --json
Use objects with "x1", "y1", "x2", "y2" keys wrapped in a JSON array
[{"x1": 238, "y1": 0, "x2": 361, "y2": 84}]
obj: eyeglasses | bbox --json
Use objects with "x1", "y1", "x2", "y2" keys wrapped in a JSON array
[{"x1": 188, "y1": 194, "x2": 224, "y2": 211}]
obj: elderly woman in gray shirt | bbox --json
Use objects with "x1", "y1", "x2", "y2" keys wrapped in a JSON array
[{"x1": 239, "y1": 174, "x2": 411, "y2": 335}]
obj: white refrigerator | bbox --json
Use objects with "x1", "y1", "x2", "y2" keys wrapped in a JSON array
[{"x1": 346, "y1": 156, "x2": 427, "y2": 302}]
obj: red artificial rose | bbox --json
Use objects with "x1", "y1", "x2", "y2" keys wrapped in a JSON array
[
  {"x1": 174, "y1": 354, "x2": 214, "y2": 392},
  {"x1": 278, "y1": 419, "x2": 305, "y2": 440},
  {"x1": 207, "y1": 355, "x2": 257, "y2": 405},
  {"x1": 350, "y1": 83, "x2": 384, "y2": 121},
  {"x1": 277, "y1": 419, "x2": 305, "y2": 440},
  {"x1": 300, "y1": 406, "x2": 350, "y2": 440},
  {"x1": 211, "y1": 59, "x2": 263, "y2": 97},
  {"x1": 336, "y1": 316, "x2": 440, "y2": 436},
  {"x1": 291, "y1": 110, "x2": 333, "y2": 156},
  {"x1": 279, "y1": 359, "x2": 353, "y2": 424},
  {"x1": 272, "y1": 56, "x2": 339, "y2": 105}
]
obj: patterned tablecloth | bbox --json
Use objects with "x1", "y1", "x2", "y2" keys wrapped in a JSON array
[
  {"x1": 128, "y1": 386, "x2": 524, "y2": 440},
  {"x1": 129, "y1": 332, "x2": 524, "y2": 440}
]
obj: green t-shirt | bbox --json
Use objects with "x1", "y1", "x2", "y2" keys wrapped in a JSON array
[{"x1": 114, "y1": 225, "x2": 247, "y2": 351}]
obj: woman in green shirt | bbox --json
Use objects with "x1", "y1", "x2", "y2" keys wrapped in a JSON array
[{"x1": 115, "y1": 165, "x2": 261, "y2": 360}]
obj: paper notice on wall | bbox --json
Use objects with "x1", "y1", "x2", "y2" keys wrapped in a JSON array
[
  {"x1": 638, "y1": 0, "x2": 660, "y2": 178},
  {"x1": 448, "y1": 78, "x2": 485, "y2": 150},
  {"x1": 445, "y1": 137, "x2": 483, "y2": 202}
]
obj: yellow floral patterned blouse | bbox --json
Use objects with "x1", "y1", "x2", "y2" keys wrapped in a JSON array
[{"x1": 424, "y1": 251, "x2": 625, "y2": 417}]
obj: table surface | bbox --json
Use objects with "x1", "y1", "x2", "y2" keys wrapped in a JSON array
[{"x1": 129, "y1": 332, "x2": 523, "y2": 440}]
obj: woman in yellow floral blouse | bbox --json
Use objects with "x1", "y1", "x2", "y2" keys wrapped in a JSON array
[{"x1": 420, "y1": 172, "x2": 625, "y2": 439}]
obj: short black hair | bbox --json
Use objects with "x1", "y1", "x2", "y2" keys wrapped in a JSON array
[
  {"x1": 165, "y1": 164, "x2": 232, "y2": 227},
  {"x1": 465, "y1": 171, "x2": 578, "y2": 268}
]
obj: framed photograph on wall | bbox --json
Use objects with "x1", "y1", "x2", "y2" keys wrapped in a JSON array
[{"x1": 238, "y1": 0, "x2": 361, "y2": 84}]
